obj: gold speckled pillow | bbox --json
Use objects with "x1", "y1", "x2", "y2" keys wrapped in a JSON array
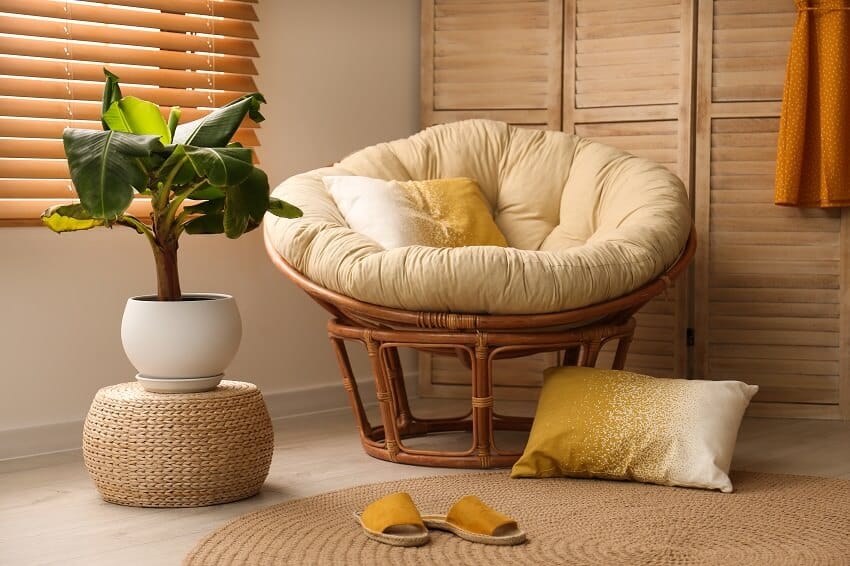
[
  {"x1": 511, "y1": 367, "x2": 758, "y2": 492},
  {"x1": 323, "y1": 175, "x2": 507, "y2": 249}
]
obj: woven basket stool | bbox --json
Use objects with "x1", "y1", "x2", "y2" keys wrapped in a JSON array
[{"x1": 82, "y1": 381, "x2": 274, "y2": 508}]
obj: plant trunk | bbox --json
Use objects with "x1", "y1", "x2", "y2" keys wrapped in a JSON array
[{"x1": 153, "y1": 239, "x2": 181, "y2": 301}]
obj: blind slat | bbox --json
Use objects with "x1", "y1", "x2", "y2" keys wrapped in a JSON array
[
  {"x1": 2, "y1": 158, "x2": 69, "y2": 178},
  {"x1": 0, "y1": 198, "x2": 153, "y2": 225},
  {"x1": 0, "y1": 36, "x2": 258, "y2": 75},
  {"x1": 0, "y1": 58, "x2": 258, "y2": 92},
  {"x1": 1, "y1": 1, "x2": 258, "y2": 39},
  {"x1": 0, "y1": 138, "x2": 59, "y2": 158},
  {"x1": 0, "y1": 132, "x2": 259, "y2": 161},
  {"x1": 0, "y1": 15, "x2": 259, "y2": 57},
  {"x1": 0, "y1": 0, "x2": 262, "y2": 225},
  {"x1": 0, "y1": 118, "x2": 260, "y2": 146},
  {"x1": 0, "y1": 78, "x2": 249, "y2": 109},
  {"x1": 103, "y1": 0, "x2": 258, "y2": 21},
  {"x1": 0, "y1": 117, "x2": 98, "y2": 137},
  {"x1": 0, "y1": 179, "x2": 74, "y2": 198},
  {"x1": 0, "y1": 96, "x2": 257, "y2": 122}
]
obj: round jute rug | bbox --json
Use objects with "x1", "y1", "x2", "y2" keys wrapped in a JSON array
[{"x1": 185, "y1": 471, "x2": 850, "y2": 566}]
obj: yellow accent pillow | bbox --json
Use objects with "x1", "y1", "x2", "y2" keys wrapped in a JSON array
[
  {"x1": 511, "y1": 367, "x2": 758, "y2": 492},
  {"x1": 323, "y1": 176, "x2": 507, "y2": 249}
]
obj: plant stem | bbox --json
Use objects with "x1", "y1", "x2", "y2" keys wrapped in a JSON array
[{"x1": 152, "y1": 238, "x2": 181, "y2": 301}]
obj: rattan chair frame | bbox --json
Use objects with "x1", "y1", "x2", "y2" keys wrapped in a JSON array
[{"x1": 264, "y1": 227, "x2": 696, "y2": 468}]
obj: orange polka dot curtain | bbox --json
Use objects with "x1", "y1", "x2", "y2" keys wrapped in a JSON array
[{"x1": 775, "y1": 0, "x2": 850, "y2": 207}]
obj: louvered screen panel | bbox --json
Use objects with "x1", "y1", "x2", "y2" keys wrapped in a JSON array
[
  {"x1": 575, "y1": 0, "x2": 682, "y2": 108},
  {"x1": 711, "y1": 0, "x2": 795, "y2": 102},
  {"x1": 422, "y1": 0, "x2": 562, "y2": 130},
  {"x1": 575, "y1": 120, "x2": 680, "y2": 175},
  {"x1": 575, "y1": 120, "x2": 681, "y2": 377},
  {"x1": 706, "y1": 117, "x2": 842, "y2": 406}
]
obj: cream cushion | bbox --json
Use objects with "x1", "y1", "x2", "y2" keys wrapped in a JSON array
[{"x1": 265, "y1": 120, "x2": 691, "y2": 314}]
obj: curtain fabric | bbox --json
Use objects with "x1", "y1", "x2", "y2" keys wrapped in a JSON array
[{"x1": 775, "y1": 0, "x2": 850, "y2": 207}]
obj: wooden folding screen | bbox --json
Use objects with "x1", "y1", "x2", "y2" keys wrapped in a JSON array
[
  {"x1": 693, "y1": 0, "x2": 849, "y2": 419},
  {"x1": 419, "y1": 0, "x2": 849, "y2": 419},
  {"x1": 565, "y1": 0, "x2": 695, "y2": 380}
]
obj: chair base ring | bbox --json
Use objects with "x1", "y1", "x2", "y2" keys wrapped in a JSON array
[{"x1": 329, "y1": 317, "x2": 636, "y2": 469}]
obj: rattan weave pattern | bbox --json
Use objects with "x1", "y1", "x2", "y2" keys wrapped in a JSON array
[{"x1": 83, "y1": 381, "x2": 273, "y2": 508}]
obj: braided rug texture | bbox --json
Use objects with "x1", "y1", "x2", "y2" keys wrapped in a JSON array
[{"x1": 185, "y1": 471, "x2": 850, "y2": 566}]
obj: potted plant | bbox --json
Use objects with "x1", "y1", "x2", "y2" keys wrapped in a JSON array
[{"x1": 42, "y1": 69, "x2": 302, "y2": 393}]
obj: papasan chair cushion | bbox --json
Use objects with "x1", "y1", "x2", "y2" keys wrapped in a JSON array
[{"x1": 264, "y1": 119, "x2": 691, "y2": 315}]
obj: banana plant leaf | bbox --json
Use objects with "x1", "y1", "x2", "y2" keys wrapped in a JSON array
[
  {"x1": 63, "y1": 128, "x2": 163, "y2": 219},
  {"x1": 183, "y1": 198, "x2": 224, "y2": 215},
  {"x1": 167, "y1": 106, "x2": 181, "y2": 139},
  {"x1": 184, "y1": 146, "x2": 254, "y2": 187},
  {"x1": 101, "y1": 69, "x2": 123, "y2": 130},
  {"x1": 188, "y1": 184, "x2": 224, "y2": 200},
  {"x1": 102, "y1": 96, "x2": 171, "y2": 144},
  {"x1": 223, "y1": 168, "x2": 270, "y2": 238},
  {"x1": 41, "y1": 203, "x2": 106, "y2": 233},
  {"x1": 160, "y1": 145, "x2": 254, "y2": 188},
  {"x1": 184, "y1": 212, "x2": 225, "y2": 235},
  {"x1": 172, "y1": 93, "x2": 265, "y2": 148},
  {"x1": 268, "y1": 197, "x2": 303, "y2": 218}
]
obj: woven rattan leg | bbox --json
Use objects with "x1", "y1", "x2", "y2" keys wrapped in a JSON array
[
  {"x1": 329, "y1": 336, "x2": 373, "y2": 439},
  {"x1": 364, "y1": 332, "x2": 401, "y2": 461},
  {"x1": 580, "y1": 340, "x2": 603, "y2": 367},
  {"x1": 612, "y1": 335, "x2": 634, "y2": 370},
  {"x1": 471, "y1": 335, "x2": 494, "y2": 468},
  {"x1": 383, "y1": 347, "x2": 413, "y2": 431}
]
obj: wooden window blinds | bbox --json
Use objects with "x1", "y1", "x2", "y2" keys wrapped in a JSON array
[{"x1": 0, "y1": 0, "x2": 260, "y2": 226}]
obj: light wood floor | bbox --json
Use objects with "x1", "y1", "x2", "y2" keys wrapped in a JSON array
[{"x1": 2, "y1": 401, "x2": 849, "y2": 566}]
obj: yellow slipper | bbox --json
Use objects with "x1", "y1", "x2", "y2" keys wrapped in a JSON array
[
  {"x1": 422, "y1": 495, "x2": 527, "y2": 546},
  {"x1": 356, "y1": 492, "x2": 430, "y2": 547}
]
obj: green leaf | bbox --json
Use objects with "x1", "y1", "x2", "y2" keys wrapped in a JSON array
[
  {"x1": 268, "y1": 197, "x2": 303, "y2": 219},
  {"x1": 223, "y1": 168, "x2": 270, "y2": 238},
  {"x1": 101, "y1": 69, "x2": 123, "y2": 130},
  {"x1": 184, "y1": 198, "x2": 224, "y2": 215},
  {"x1": 182, "y1": 146, "x2": 254, "y2": 187},
  {"x1": 158, "y1": 145, "x2": 198, "y2": 187},
  {"x1": 188, "y1": 184, "x2": 224, "y2": 200},
  {"x1": 103, "y1": 96, "x2": 171, "y2": 144},
  {"x1": 184, "y1": 213, "x2": 224, "y2": 234},
  {"x1": 41, "y1": 203, "x2": 106, "y2": 233},
  {"x1": 63, "y1": 128, "x2": 163, "y2": 219},
  {"x1": 167, "y1": 106, "x2": 182, "y2": 139},
  {"x1": 173, "y1": 93, "x2": 265, "y2": 148}
]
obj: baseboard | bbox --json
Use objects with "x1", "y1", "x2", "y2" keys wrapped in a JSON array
[
  {"x1": 0, "y1": 420, "x2": 85, "y2": 462},
  {"x1": 0, "y1": 373, "x2": 417, "y2": 463},
  {"x1": 263, "y1": 373, "x2": 418, "y2": 424}
]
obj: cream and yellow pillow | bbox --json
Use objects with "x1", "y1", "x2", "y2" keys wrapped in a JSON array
[
  {"x1": 323, "y1": 175, "x2": 507, "y2": 249},
  {"x1": 511, "y1": 367, "x2": 758, "y2": 492}
]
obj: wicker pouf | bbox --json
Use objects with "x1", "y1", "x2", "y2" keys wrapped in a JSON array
[{"x1": 82, "y1": 380, "x2": 274, "y2": 508}]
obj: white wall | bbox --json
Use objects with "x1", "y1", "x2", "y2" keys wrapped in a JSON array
[{"x1": 0, "y1": 0, "x2": 420, "y2": 451}]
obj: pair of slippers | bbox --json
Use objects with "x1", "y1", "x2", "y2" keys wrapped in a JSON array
[{"x1": 356, "y1": 492, "x2": 526, "y2": 547}]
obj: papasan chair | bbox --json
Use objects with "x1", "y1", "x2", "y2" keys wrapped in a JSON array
[{"x1": 264, "y1": 119, "x2": 695, "y2": 469}]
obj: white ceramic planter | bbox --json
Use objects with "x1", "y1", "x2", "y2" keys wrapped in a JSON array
[{"x1": 121, "y1": 293, "x2": 242, "y2": 393}]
